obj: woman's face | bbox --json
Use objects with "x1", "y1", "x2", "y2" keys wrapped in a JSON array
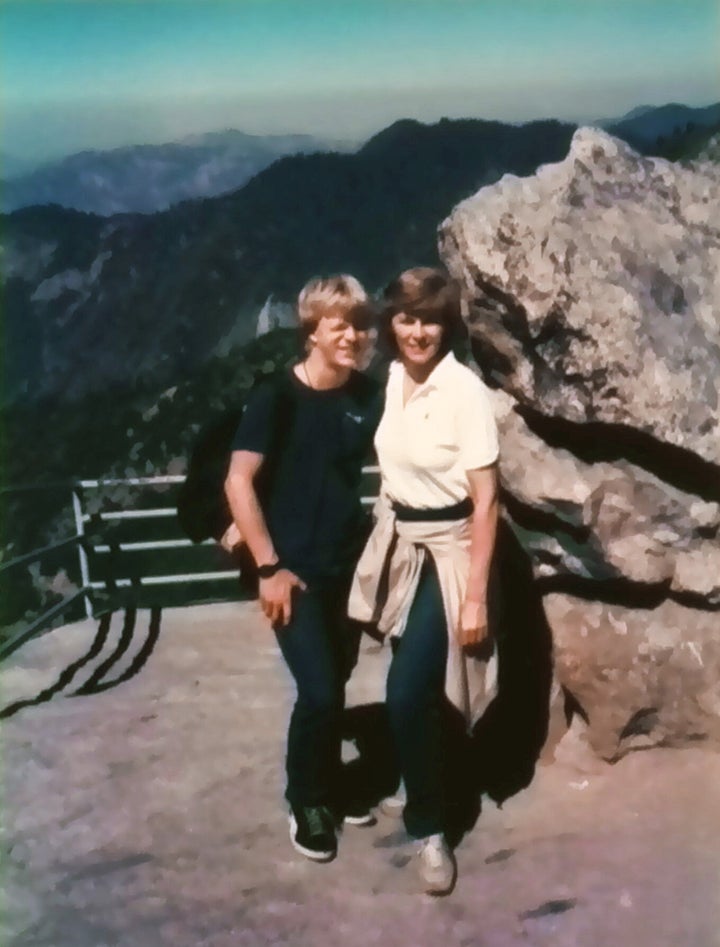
[{"x1": 391, "y1": 312, "x2": 444, "y2": 370}]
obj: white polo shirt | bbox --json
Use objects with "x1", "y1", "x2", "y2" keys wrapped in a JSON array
[{"x1": 375, "y1": 352, "x2": 499, "y2": 509}]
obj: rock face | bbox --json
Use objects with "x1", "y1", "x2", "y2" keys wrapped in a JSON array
[
  {"x1": 544, "y1": 596, "x2": 720, "y2": 761},
  {"x1": 439, "y1": 128, "x2": 720, "y2": 759}
]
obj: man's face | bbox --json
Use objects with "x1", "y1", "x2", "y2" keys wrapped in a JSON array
[{"x1": 311, "y1": 311, "x2": 371, "y2": 370}]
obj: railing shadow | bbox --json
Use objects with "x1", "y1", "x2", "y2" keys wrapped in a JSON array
[
  {"x1": 70, "y1": 606, "x2": 139, "y2": 695},
  {"x1": 73, "y1": 606, "x2": 163, "y2": 696},
  {"x1": 0, "y1": 605, "x2": 163, "y2": 719},
  {"x1": 0, "y1": 613, "x2": 113, "y2": 720}
]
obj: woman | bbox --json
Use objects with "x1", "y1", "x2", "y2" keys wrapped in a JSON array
[
  {"x1": 348, "y1": 267, "x2": 499, "y2": 895},
  {"x1": 225, "y1": 275, "x2": 381, "y2": 863}
]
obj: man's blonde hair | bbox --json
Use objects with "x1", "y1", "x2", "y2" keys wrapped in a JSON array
[{"x1": 297, "y1": 274, "x2": 371, "y2": 334}]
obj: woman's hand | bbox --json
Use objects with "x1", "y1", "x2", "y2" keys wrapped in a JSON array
[
  {"x1": 259, "y1": 569, "x2": 307, "y2": 628},
  {"x1": 219, "y1": 521, "x2": 242, "y2": 553},
  {"x1": 458, "y1": 597, "x2": 489, "y2": 647},
  {"x1": 461, "y1": 465, "x2": 498, "y2": 649}
]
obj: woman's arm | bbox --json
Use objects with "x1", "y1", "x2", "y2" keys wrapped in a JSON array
[
  {"x1": 458, "y1": 464, "x2": 499, "y2": 646},
  {"x1": 225, "y1": 450, "x2": 305, "y2": 627}
]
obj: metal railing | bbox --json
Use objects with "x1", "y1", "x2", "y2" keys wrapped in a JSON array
[
  {"x1": 1, "y1": 467, "x2": 381, "y2": 657},
  {"x1": 76, "y1": 475, "x2": 242, "y2": 591},
  {"x1": 0, "y1": 533, "x2": 89, "y2": 660}
]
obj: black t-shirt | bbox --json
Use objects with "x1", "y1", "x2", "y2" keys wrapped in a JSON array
[{"x1": 231, "y1": 368, "x2": 382, "y2": 581}]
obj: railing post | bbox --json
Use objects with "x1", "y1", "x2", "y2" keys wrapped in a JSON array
[{"x1": 71, "y1": 486, "x2": 93, "y2": 619}]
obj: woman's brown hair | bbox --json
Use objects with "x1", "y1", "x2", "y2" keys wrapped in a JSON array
[{"x1": 380, "y1": 266, "x2": 466, "y2": 358}]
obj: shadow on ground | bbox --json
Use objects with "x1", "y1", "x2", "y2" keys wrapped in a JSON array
[
  {"x1": 0, "y1": 606, "x2": 163, "y2": 719},
  {"x1": 340, "y1": 521, "x2": 554, "y2": 847}
]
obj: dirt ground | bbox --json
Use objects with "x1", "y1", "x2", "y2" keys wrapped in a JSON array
[{"x1": 2, "y1": 601, "x2": 720, "y2": 947}]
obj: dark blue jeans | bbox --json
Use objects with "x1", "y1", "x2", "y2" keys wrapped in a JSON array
[
  {"x1": 386, "y1": 558, "x2": 449, "y2": 839},
  {"x1": 274, "y1": 575, "x2": 360, "y2": 810}
]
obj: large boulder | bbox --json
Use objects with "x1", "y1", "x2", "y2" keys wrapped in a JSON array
[
  {"x1": 439, "y1": 128, "x2": 720, "y2": 758},
  {"x1": 544, "y1": 595, "x2": 720, "y2": 760},
  {"x1": 441, "y1": 127, "x2": 720, "y2": 463}
]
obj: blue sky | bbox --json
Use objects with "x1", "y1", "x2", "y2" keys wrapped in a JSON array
[{"x1": 2, "y1": 0, "x2": 718, "y2": 162}]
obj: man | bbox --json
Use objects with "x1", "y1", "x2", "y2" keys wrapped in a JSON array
[{"x1": 225, "y1": 275, "x2": 380, "y2": 862}]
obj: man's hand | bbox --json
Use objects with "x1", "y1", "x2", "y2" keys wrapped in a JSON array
[
  {"x1": 259, "y1": 569, "x2": 307, "y2": 628},
  {"x1": 457, "y1": 598, "x2": 489, "y2": 647}
]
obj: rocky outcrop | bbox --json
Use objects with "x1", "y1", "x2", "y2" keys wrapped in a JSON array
[
  {"x1": 487, "y1": 387, "x2": 720, "y2": 603},
  {"x1": 544, "y1": 595, "x2": 720, "y2": 761},
  {"x1": 440, "y1": 128, "x2": 720, "y2": 759},
  {"x1": 697, "y1": 132, "x2": 720, "y2": 163},
  {"x1": 254, "y1": 295, "x2": 296, "y2": 338}
]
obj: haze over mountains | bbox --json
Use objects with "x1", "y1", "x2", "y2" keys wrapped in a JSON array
[
  {"x1": 3, "y1": 102, "x2": 719, "y2": 216},
  {"x1": 1, "y1": 130, "x2": 355, "y2": 216}
]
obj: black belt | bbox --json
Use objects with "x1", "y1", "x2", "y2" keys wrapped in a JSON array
[{"x1": 391, "y1": 496, "x2": 473, "y2": 522}]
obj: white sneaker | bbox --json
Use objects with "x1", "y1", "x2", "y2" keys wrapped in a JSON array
[
  {"x1": 417, "y1": 834, "x2": 456, "y2": 896},
  {"x1": 379, "y1": 781, "x2": 406, "y2": 819}
]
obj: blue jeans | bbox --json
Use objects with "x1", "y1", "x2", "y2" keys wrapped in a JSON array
[
  {"x1": 386, "y1": 558, "x2": 449, "y2": 839},
  {"x1": 274, "y1": 575, "x2": 360, "y2": 810}
]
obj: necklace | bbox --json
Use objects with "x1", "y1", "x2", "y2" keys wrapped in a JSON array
[{"x1": 302, "y1": 359, "x2": 314, "y2": 389}]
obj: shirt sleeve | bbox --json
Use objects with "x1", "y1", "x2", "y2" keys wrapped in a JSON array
[
  {"x1": 230, "y1": 379, "x2": 279, "y2": 455},
  {"x1": 457, "y1": 373, "x2": 499, "y2": 470}
]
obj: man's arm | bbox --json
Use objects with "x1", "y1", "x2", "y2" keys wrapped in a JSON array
[
  {"x1": 225, "y1": 450, "x2": 305, "y2": 627},
  {"x1": 225, "y1": 450, "x2": 277, "y2": 566},
  {"x1": 458, "y1": 465, "x2": 499, "y2": 647}
]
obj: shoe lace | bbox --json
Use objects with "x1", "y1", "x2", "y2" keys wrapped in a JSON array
[
  {"x1": 420, "y1": 836, "x2": 446, "y2": 870},
  {"x1": 304, "y1": 806, "x2": 332, "y2": 837}
]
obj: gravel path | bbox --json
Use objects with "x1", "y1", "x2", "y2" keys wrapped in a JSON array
[{"x1": 3, "y1": 602, "x2": 720, "y2": 947}]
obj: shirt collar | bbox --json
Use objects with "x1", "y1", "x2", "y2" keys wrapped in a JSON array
[
  {"x1": 390, "y1": 350, "x2": 458, "y2": 395},
  {"x1": 424, "y1": 350, "x2": 458, "y2": 390}
]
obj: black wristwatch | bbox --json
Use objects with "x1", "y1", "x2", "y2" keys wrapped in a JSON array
[{"x1": 257, "y1": 561, "x2": 282, "y2": 579}]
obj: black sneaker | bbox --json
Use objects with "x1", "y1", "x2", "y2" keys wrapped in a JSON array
[{"x1": 289, "y1": 805, "x2": 337, "y2": 862}]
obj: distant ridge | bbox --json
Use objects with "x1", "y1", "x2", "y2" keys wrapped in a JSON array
[
  {"x1": 1, "y1": 130, "x2": 354, "y2": 216},
  {"x1": 614, "y1": 104, "x2": 656, "y2": 122},
  {"x1": 4, "y1": 102, "x2": 718, "y2": 216},
  {"x1": 605, "y1": 102, "x2": 720, "y2": 145}
]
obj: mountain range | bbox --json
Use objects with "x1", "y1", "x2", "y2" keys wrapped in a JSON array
[
  {"x1": 2, "y1": 117, "x2": 578, "y2": 407},
  {"x1": 605, "y1": 102, "x2": 720, "y2": 146},
  {"x1": 3, "y1": 102, "x2": 719, "y2": 217},
  {"x1": 1, "y1": 130, "x2": 354, "y2": 216}
]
